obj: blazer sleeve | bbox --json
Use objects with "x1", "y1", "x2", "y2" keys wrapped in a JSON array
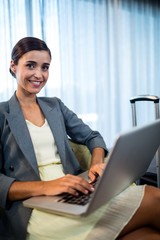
[
  {"x1": 0, "y1": 112, "x2": 15, "y2": 208},
  {"x1": 56, "y1": 98, "x2": 108, "y2": 155}
]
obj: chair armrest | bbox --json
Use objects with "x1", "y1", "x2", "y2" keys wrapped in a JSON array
[{"x1": 69, "y1": 140, "x2": 91, "y2": 171}]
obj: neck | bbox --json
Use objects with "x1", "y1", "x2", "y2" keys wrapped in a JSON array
[{"x1": 16, "y1": 91, "x2": 37, "y2": 106}]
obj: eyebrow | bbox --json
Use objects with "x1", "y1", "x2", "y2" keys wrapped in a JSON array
[{"x1": 26, "y1": 60, "x2": 50, "y2": 65}]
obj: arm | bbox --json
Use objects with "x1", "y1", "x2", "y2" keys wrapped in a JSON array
[
  {"x1": 8, "y1": 175, "x2": 95, "y2": 201},
  {"x1": 57, "y1": 98, "x2": 108, "y2": 180},
  {"x1": 88, "y1": 147, "x2": 106, "y2": 182},
  {"x1": 57, "y1": 98, "x2": 108, "y2": 153}
]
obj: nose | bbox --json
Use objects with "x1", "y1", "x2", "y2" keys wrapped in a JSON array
[{"x1": 34, "y1": 68, "x2": 42, "y2": 79}]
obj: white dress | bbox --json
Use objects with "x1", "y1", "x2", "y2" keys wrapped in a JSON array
[{"x1": 26, "y1": 120, "x2": 145, "y2": 240}]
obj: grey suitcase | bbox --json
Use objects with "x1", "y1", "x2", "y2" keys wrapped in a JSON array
[{"x1": 130, "y1": 95, "x2": 160, "y2": 187}]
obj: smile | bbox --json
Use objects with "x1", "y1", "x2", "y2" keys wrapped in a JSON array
[{"x1": 29, "y1": 80, "x2": 43, "y2": 87}]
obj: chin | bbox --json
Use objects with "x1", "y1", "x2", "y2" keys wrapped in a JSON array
[{"x1": 30, "y1": 88, "x2": 43, "y2": 94}]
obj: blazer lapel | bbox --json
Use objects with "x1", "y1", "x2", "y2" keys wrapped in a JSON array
[
  {"x1": 6, "y1": 95, "x2": 39, "y2": 176},
  {"x1": 37, "y1": 98, "x2": 66, "y2": 164}
]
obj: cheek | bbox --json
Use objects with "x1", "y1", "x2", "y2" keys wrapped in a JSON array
[
  {"x1": 16, "y1": 70, "x2": 29, "y2": 83},
  {"x1": 15, "y1": 71, "x2": 22, "y2": 81},
  {"x1": 44, "y1": 72, "x2": 49, "y2": 80}
]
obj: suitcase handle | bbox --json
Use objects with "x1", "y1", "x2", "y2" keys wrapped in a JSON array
[
  {"x1": 130, "y1": 95, "x2": 159, "y2": 103},
  {"x1": 130, "y1": 95, "x2": 160, "y2": 126},
  {"x1": 130, "y1": 95, "x2": 159, "y2": 104}
]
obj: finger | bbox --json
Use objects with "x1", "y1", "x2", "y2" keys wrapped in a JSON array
[
  {"x1": 88, "y1": 170, "x2": 98, "y2": 182},
  {"x1": 64, "y1": 175, "x2": 94, "y2": 195},
  {"x1": 74, "y1": 178, "x2": 95, "y2": 194}
]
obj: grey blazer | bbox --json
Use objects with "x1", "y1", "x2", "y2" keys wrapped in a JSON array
[{"x1": 0, "y1": 93, "x2": 107, "y2": 240}]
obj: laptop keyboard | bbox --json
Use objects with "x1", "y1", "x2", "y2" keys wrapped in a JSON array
[
  {"x1": 58, "y1": 181, "x2": 97, "y2": 206},
  {"x1": 58, "y1": 191, "x2": 92, "y2": 205}
]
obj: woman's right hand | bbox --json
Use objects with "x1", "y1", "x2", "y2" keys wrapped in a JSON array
[{"x1": 42, "y1": 174, "x2": 94, "y2": 196}]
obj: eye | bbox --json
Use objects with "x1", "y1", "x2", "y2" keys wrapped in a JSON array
[
  {"x1": 26, "y1": 63, "x2": 35, "y2": 69},
  {"x1": 42, "y1": 64, "x2": 50, "y2": 71}
]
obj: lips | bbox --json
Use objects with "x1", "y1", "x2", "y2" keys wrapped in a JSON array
[{"x1": 29, "y1": 80, "x2": 43, "y2": 87}]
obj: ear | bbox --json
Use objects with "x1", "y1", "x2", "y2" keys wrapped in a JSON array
[{"x1": 10, "y1": 60, "x2": 16, "y2": 74}]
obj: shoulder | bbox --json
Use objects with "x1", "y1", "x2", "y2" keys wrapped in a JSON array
[
  {"x1": 38, "y1": 96, "x2": 61, "y2": 105},
  {"x1": 38, "y1": 97, "x2": 66, "y2": 110},
  {"x1": 0, "y1": 101, "x2": 9, "y2": 117},
  {"x1": 0, "y1": 93, "x2": 19, "y2": 114},
  {"x1": 0, "y1": 101, "x2": 9, "y2": 130}
]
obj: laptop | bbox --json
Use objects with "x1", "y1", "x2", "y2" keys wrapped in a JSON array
[{"x1": 23, "y1": 119, "x2": 160, "y2": 217}]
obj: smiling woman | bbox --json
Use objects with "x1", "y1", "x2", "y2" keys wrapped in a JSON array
[{"x1": 1, "y1": 36, "x2": 160, "y2": 240}]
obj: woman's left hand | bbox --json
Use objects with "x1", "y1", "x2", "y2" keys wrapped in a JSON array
[{"x1": 88, "y1": 163, "x2": 106, "y2": 182}]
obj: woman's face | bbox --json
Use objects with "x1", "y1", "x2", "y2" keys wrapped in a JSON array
[{"x1": 11, "y1": 50, "x2": 51, "y2": 95}]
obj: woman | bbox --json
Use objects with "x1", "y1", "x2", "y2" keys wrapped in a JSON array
[{"x1": 0, "y1": 37, "x2": 160, "y2": 240}]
